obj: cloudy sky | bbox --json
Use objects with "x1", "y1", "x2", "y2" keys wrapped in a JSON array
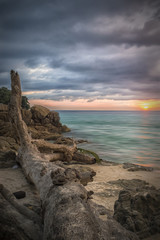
[{"x1": 0, "y1": 0, "x2": 160, "y2": 110}]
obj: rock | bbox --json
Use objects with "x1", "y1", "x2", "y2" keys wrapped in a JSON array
[
  {"x1": 55, "y1": 137, "x2": 88, "y2": 145},
  {"x1": 101, "y1": 159, "x2": 120, "y2": 166},
  {"x1": 13, "y1": 191, "x2": 26, "y2": 199},
  {"x1": 0, "y1": 103, "x2": 8, "y2": 111},
  {"x1": 76, "y1": 139, "x2": 88, "y2": 144},
  {"x1": 28, "y1": 126, "x2": 61, "y2": 140},
  {"x1": 0, "y1": 119, "x2": 18, "y2": 140},
  {"x1": 55, "y1": 137, "x2": 75, "y2": 145},
  {"x1": 108, "y1": 179, "x2": 154, "y2": 191},
  {"x1": 61, "y1": 124, "x2": 71, "y2": 132},
  {"x1": 73, "y1": 152, "x2": 96, "y2": 164},
  {"x1": 0, "y1": 111, "x2": 9, "y2": 121},
  {"x1": 113, "y1": 179, "x2": 160, "y2": 239},
  {"x1": 7, "y1": 69, "x2": 140, "y2": 240},
  {"x1": 47, "y1": 111, "x2": 61, "y2": 127},
  {"x1": 123, "y1": 163, "x2": 153, "y2": 172},
  {"x1": 0, "y1": 136, "x2": 19, "y2": 151},
  {"x1": 70, "y1": 165, "x2": 96, "y2": 186},
  {"x1": 22, "y1": 109, "x2": 32, "y2": 125},
  {"x1": 0, "y1": 136, "x2": 19, "y2": 168},
  {"x1": 31, "y1": 105, "x2": 50, "y2": 123},
  {"x1": 0, "y1": 103, "x2": 70, "y2": 144},
  {"x1": 0, "y1": 150, "x2": 17, "y2": 168}
]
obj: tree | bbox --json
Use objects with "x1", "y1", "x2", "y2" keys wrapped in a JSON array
[
  {"x1": 0, "y1": 87, "x2": 11, "y2": 105},
  {"x1": 22, "y1": 96, "x2": 30, "y2": 110},
  {"x1": 0, "y1": 87, "x2": 30, "y2": 109}
]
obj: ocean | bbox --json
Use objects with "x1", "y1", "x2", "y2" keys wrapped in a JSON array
[{"x1": 58, "y1": 111, "x2": 160, "y2": 168}]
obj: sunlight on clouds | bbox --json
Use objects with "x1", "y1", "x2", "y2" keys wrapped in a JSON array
[
  {"x1": 138, "y1": 100, "x2": 160, "y2": 111},
  {"x1": 22, "y1": 90, "x2": 49, "y2": 95},
  {"x1": 29, "y1": 98, "x2": 148, "y2": 111},
  {"x1": 28, "y1": 65, "x2": 51, "y2": 74}
]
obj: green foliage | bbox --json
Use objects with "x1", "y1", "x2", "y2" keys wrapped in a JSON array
[
  {"x1": 0, "y1": 87, "x2": 11, "y2": 105},
  {"x1": 21, "y1": 96, "x2": 30, "y2": 110},
  {"x1": 0, "y1": 87, "x2": 30, "y2": 109},
  {"x1": 77, "y1": 148, "x2": 101, "y2": 163}
]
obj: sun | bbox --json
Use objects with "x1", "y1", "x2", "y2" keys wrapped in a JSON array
[
  {"x1": 143, "y1": 105, "x2": 149, "y2": 110},
  {"x1": 138, "y1": 100, "x2": 160, "y2": 111},
  {"x1": 139, "y1": 102, "x2": 150, "y2": 111}
]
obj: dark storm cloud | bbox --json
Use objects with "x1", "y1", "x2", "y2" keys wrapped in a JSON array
[{"x1": 0, "y1": 0, "x2": 160, "y2": 102}]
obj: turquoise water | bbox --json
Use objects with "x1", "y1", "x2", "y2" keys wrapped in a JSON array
[{"x1": 58, "y1": 111, "x2": 160, "y2": 167}]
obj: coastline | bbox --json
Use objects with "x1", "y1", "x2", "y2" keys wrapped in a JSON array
[
  {"x1": 1, "y1": 162, "x2": 159, "y2": 212},
  {"x1": 1, "y1": 99, "x2": 160, "y2": 239},
  {"x1": 1, "y1": 161, "x2": 160, "y2": 240}
]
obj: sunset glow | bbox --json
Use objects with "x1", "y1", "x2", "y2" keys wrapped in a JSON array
[
  {"x1": 1, "y1": 1, "x2": 160, "y2": 112},
  {"x1": 138, "y1": 100, "x2": 160, "y2": 111},
  {"x1": 29, "y1": 99, "x2": 160, "y2": 111}
]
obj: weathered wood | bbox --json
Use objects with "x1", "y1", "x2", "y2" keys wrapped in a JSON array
[
  {"x1": 32, "y1": 139, "x2": 76, "y2": 162},
  {"x1": 9, "y1": 70, "x2": 139, "y2": 240},
  {"x1": 0, "y1": 184, "x2": 42, "y2": 240}
]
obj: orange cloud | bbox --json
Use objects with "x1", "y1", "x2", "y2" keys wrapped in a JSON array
[
  {"x1": 28, "y1": 98, "x2": 159, "y2": 111},
  {"x1": 138, "y1": 100, "x2": 160, "y2": 111}
]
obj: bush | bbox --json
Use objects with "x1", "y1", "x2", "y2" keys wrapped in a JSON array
[{"x1": 0, "y1": 87, "x2": 30, "y2": 109}]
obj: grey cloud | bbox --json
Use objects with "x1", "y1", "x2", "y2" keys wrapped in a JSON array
[{"x1": 0, "y1": 0, "x2": 160, "y2": 102}]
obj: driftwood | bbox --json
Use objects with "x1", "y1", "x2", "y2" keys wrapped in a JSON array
[
  {"x1": 0, "y1": 184, "x2": 42, "y2": 240},
  {"x1": 8, "y1": 70, "x2": 139, "y2": 240},
  {"x1": 32, "y1": 139, "x2": 76, "y2": 162}
]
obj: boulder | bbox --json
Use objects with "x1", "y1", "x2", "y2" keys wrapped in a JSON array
[
  {"x1": 71, "y1": 165, "x2": 96, "y2": 186},
  {"x1": 28, "y1": 126, "x2": 61, "y2": 140},
  {"x1": 123, "y1": 163, "x2": 153, "y2": 172},
  {"x1": 47, "y1": 111, "x2": 61, "y2": 127},
  {"x1": 61, "y1": 124, "x2": 71, "y2": 132},
  {"x1": 0, "y1": 150, "x2": 17, "y2": 168},
  {"x1": 73, "y1": 152, "x2": 96, "y2": 164},
  {"x1": 55, "y1": 137, "x2": 75, "y2": 145},
  {"x1": 0, "y1": 103, "x2": 8, "y2": 111},
  {"x1": 0, "y1": 103, "x2": 70, "y2": 144},
  {"x1": 0, "y1": 136, "x2": 19, "y2": 151},
  {"x1": 0, "y1": 119, "x2": 18, "y2": 140},
  {"x1": 22, "y1": 109, "x2": 32, "y2": 125},
  {"x1": 0, "y1": 136, "x2": 18, "y2": 168},
  {"x1": 113, "y1": 179, "x2": 160, "y2": 239},
  {"x1": 31, "y1": 105, "x2": 50, "y2": 123},
  {"x1": 13, "y1": 191, "x2": 26, "y2": 199},
  {"x1": 55, "y1": 137, "x2": 88, "y2": 145}
]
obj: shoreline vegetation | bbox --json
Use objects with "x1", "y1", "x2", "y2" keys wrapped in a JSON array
[{"x1": 0, "y1": 71, "x2": 160, "y2": 240}]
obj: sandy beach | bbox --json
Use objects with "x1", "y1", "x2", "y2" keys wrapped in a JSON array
[
  {"x1": 1, "y1": 163, "x2": 159, "y2": 212},
  {"x1": 0, "y1": 161, "x2": 160, "y2": 240},
  {"x1": 85, "y1": 164, "x2": 160, "y2": 211},
  {"x1": 0, "y1": 167, "x2": 40, "y2": 208}
]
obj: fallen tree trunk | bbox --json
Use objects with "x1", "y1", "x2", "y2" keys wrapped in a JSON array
[
  {"x1": 0, "y1": 184, "x2": 42, "y2": 240},
  {"x1": 8, "y1": 70, "x2": 139, "y2": 240}
]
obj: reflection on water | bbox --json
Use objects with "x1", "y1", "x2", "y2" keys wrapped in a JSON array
[{"x1": 58, "y1": 111, "x2": 160, "y2": 167}]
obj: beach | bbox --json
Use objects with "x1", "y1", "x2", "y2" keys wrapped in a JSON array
[
  {"x1": 1, "y1": 163, "x2": 159, "y2": 212},
  {"x1": 1, "y1": 98, "x2": 160, "y2": 240},
  {"x1": 1, "y1": 162, "x2": 160, "y2": 240}
]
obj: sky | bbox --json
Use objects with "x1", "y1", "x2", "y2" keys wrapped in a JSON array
[{"x1": 0, "y1": 0, "x2": 160, "y2": 110}]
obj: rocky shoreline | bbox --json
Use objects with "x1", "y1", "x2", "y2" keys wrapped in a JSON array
[
  {"x1": 0, "y1": 72, "x2": 160, "y2": 240},
  {"x1": 0, "y1": 161, "x2": 160, "y2": 240}
]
